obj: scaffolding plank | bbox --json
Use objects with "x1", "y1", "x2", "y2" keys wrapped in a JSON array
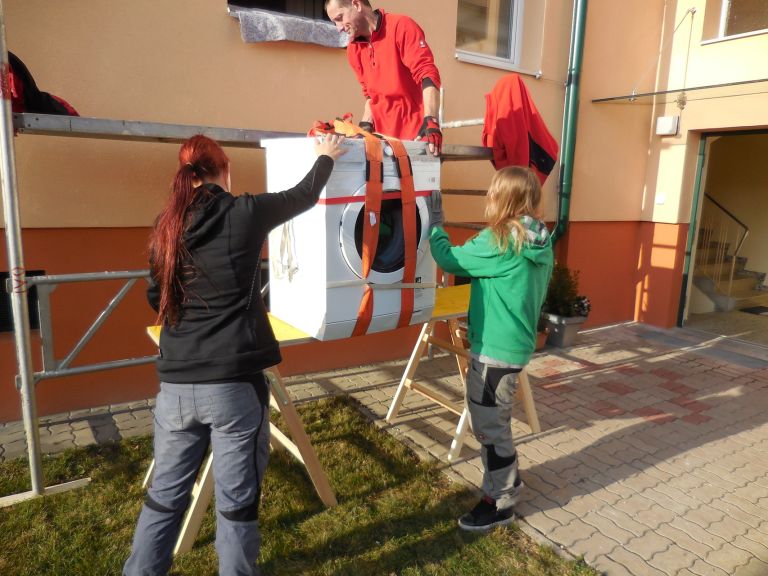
[
  {"x1": 12, "y1": 113, "x2": 302, "y2": 148},
  {"x1": 13, "y1": 113, "x2": 493, "y2": 159},
  {"x1": 440, "y1": 144, "x2": 492, "y2": 161}
]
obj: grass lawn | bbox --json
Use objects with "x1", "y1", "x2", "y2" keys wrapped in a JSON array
[{"x1": 0, "y1": 396, "x2": 598, "y2": 575}]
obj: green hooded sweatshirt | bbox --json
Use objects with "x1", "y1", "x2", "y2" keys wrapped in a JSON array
[{"x1": 430, "y1": 216, "x2": 553, "y2": 366}]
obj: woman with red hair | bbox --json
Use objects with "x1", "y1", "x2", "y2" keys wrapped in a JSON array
[{"x1": 124, "y1": 133, "x2": 345, "y2": 576}]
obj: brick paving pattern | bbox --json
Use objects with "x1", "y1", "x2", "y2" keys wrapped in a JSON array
[{"x1": 2, "y1": 323, "x2": 767, "y2": 575}]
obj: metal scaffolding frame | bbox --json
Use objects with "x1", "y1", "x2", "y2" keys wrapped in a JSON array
[{"x1": 0, "y1": 1, "x2": 492, "y2": 507}]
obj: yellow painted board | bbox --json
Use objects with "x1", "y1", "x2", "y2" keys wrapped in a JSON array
[
  {"x1": 147, "y1": 325, "x2": 161, "y2": 346},
  {"x1": 147, "y1": 314, "x2": 313, "y2": 348},
  {"x1": 432, "y1": 284, "x2": 470, "y2": 321},
  {"x1": 267, "y1": 313, "x2": 314, "y2": 346},
  {"x1": 147, "y1": 286, "x2": 467, "y2": 348}
]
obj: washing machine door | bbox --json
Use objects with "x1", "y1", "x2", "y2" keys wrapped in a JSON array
[{"x1": 339, "y1": 183, "x2": 431, "y2": 284}]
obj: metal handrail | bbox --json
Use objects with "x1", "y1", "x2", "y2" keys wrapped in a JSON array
[
  {"x1": 703, "y1": 193, "x2": 749, "y2": 254},
  {"x1": 696, "y1": 194, "x2": 750, "y2": 297}
]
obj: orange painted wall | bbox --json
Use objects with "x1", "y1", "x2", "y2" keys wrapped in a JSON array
[
  {"x1": 559, "y1": 221, "x2": 688, "y2": 329},
  {"x1": 1, "y1": 228, "x2": 451, "y2": 422},
  {"x1": 0, "y1": 229, "x2": 158, "y2": 423},
  {"x1": 633, "y1": 222, "x2": 689, "y2": 328}
]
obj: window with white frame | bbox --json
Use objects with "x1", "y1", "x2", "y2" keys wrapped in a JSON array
[
  {"x1": 719, "y1": 0, "x2": 768, "y2": 37},
  {"x1": 228, "y1": 0, "x2": 328, "y2": 21},
  {"x1": 455, "y1": 0, "x2": 524, "y2": 68}
]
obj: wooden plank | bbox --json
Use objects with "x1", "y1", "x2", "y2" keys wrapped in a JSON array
[
  {"x1": 441, "y1": 144, "x2": 493, "y2": 161},
  {"x1": 432, "y1": 284, "x2": 470, "y2": 320},
  {"x1": 14, "y1": 114, "x2": 492, "y2": 162},
  {"x1": 173, "y1": 455, "x2": 215, "y2": 555},
  {"x1": 385, "y1": 321, "x2": 434, "y2": 423},
  {"x1": 516, "y1": 370, "x2": 541, "y2": 433},
  {"x1": 410, "y1": 381, "x2": 463, "y2": 416},
  {"x1": 14, "y1": 113, "x2": 301, "y2": 148}
]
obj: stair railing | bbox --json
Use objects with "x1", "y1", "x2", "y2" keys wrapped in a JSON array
[{"x1": 695, "y1": 194, "x2": 749, "y2": 297}]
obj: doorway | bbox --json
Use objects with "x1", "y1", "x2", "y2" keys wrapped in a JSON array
[{"x1": 683, "y1": 131, "x2": 768, "y2": 346}]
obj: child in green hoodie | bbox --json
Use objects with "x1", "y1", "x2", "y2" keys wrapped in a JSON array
[{"x1": 429, "y1": 166, "x2": 554, "y2": 531}]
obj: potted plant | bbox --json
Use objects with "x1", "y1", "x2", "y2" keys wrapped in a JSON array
[
  {"x1": 542, "y1": 262, "x2": 591, "y2": 347},
  {"x1": 535, "y1": 313, "x2": 549, "y2": 351}
]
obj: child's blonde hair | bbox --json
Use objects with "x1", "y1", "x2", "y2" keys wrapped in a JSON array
[{"x1": 484, "y1": 166, "x2": 543, "y2": 254}]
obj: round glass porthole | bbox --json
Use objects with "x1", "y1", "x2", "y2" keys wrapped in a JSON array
[{"x1": 340, "y1": 185, "x2": 430, "y2": 283}]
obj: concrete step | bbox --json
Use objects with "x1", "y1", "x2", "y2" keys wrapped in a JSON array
[
  {"x1": 732, "y1": 291, "x2": 768, "y2": 309},
  {"x1": 695, "y1": 261, "x2": 747, "y2": 277}
]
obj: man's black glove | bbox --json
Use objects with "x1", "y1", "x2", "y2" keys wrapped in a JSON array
[
  {"x1": 417, "y1": 116, "x2": 442, "y2": 156},
  {"x1": 430, "y1": 189, "x2": 443, "y2": 229},
  {"x1": 359, "y1": 120, "x2": 375, "y2": 134}
]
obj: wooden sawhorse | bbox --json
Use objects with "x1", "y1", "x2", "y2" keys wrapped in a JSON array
[
  {"x1": 145, "y1": 314, "x2": 336, "y2": 555},
  {"x1": 385, "y1": 284, "x2": 541, "y2": 462}
]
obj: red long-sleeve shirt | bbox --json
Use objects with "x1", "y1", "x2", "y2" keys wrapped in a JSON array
[{"x1": 347, "y1": 10, "x2": 441, "y2": 139}]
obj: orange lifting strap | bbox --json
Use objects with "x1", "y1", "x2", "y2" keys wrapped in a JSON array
[
  {"x1": 310, "y1": 118, "x2": 418, "y2": 337},
  {"x1": 386, "y1": 138, "x2": 417, "y2": 329}
]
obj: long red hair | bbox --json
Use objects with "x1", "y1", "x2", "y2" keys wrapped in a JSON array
[{"x1": 149, "y1": 135, "x2": 229, "y2": 326}]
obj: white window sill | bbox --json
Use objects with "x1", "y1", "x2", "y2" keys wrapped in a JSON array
[
  {"x1": 228, "y1": 6, "x2": 347, "y2": 48},
  {"x1": 455, "y1": 50, "x2": 541, "y2": 78},
  {"x1": 701, "y1": 27, "x2": 768, "y2": 45}
]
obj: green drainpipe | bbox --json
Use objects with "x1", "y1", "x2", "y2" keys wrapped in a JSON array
[{"x1": 552, "y1": 0, "x2": 589, "y2": 243}]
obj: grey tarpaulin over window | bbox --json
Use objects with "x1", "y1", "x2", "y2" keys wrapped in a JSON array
[{"x1": 228, "y1": 6, "x2": 348, "y2": 48}]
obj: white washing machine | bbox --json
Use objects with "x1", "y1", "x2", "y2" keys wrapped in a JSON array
[{"x1": 263, "y1": 137, "x2": 439, "y2": 340}]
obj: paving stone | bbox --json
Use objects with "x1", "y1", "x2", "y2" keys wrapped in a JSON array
[
  {"x1": 568, "y1": 532, "x2": 622, "y2": 565},
  {"x1": 581, "y1": 510, "x2": 636, "y2": 545},
  {"x1": 650, "y1": 482, "x2": 706, "y2": 510},
  {"x1": 706, "y1": 517, "x2": 752, "y2": 542},
  {"x1": 613, "y1": 494, "x2": 656, "y2": 518},
  {"x1": 590, "y1": 554, "x2": 635, "y2": 576},
  {"x1": 582, "y1": 482, "x2": 624, "y2": 506},
  {"x1": 47, "y1": 423, "x2": 73, "y2": 436},
  {"x1": 732, "y1": 482, "x2": 768, "y2": 503},
  {"x1": 522, "y1": 510, "x2": 564, "y2": 536},
  {"x1": 647, "y1": 544, "x2": 700, "y2": 576},
  {"x1": 548, "y1": 519, "x2": 598, "y2": 549},
  {"x1": 633, "y1": 504, "x2": 679, "y2": 530},
  {"x1": 0, "y1": 428, "x2": 27, "y2": 443},
  {"x1": 2, "y1": 439, "x2": 28, "y2": 460},
  {"x1": 622, "y1": 471, "x2": 662, "y2": 494},
  {"x1": 558, "y1": 493, "x2": 607, "y2": 520},
  {"x1": 72, "y1": 427, "x2": 97, "y2": 446},
  {"x1": 624, "y1": 532, "x2": 676, "y2": 562},
  {"x1": 735, "y1": 557, "x2": 768, "y2": 576},
  {"x1": 705, "y1": 544, "x2": 756, "y2": 574},
  {"x1": 710, "y1": 497, "x2": 767, "y2": 530},
  {"x1": 607, "y1": 546, "x2": 667, "y2": 576},
  {"x1": 655, "y1": 522, "x2": 717, "y2": 557},
  {"x1": 731, "y1": 533, "x2": 768, "y2": 561},
  {"x1": 684, "y1": 505, "x2": 727, "y2": 529},
  {"x1": 596, "y1": 507, "x2": 649, "y2": 537},
  {"x1": 448, "y1": 460, "x2": 483, "y2": 486},
  {"x1": 688, "y1": 559, "x2": 732, "y2": 576}
]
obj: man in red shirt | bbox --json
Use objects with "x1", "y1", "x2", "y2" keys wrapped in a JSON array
[{"x1": 325, "y1": 0, "x2": 443, "y2": 156}]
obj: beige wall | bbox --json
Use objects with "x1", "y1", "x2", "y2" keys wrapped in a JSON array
[
  {"x1": 573, "y1": 0, "x2": 768, "y2": 225},
  {"x1": 570, "y1": 0, "x2": 667, "y2": 223},
  {"x1": 5, "y1": 0, "x2": 573, "y2": 229},
  {"x1": 705, "y1": 133, "x2": 768, "y2": 282}
]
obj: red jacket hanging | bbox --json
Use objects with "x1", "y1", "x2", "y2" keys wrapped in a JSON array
[
  {"x1": 347, "y1": 10, "x2": 441, "y2": 139},
  {"x1": 482, "y1": 74, "x2": 558, "y2": 184}
]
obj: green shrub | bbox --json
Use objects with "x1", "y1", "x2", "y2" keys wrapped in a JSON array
[{"x1": 544, "y1": 262, "x2": 591, "y2": 317}]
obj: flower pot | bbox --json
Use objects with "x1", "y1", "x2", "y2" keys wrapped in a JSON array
[
  {"x1": 535, "y1": 329, "x2": 549, "y2": 351},
  {"x1": 544, "y1": 313, "x2": 587, "y2": 348}
]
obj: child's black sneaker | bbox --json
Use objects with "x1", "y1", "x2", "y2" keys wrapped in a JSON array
[{"x1": 458, "y1": 496, "x2": 515, "y2": 532}]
